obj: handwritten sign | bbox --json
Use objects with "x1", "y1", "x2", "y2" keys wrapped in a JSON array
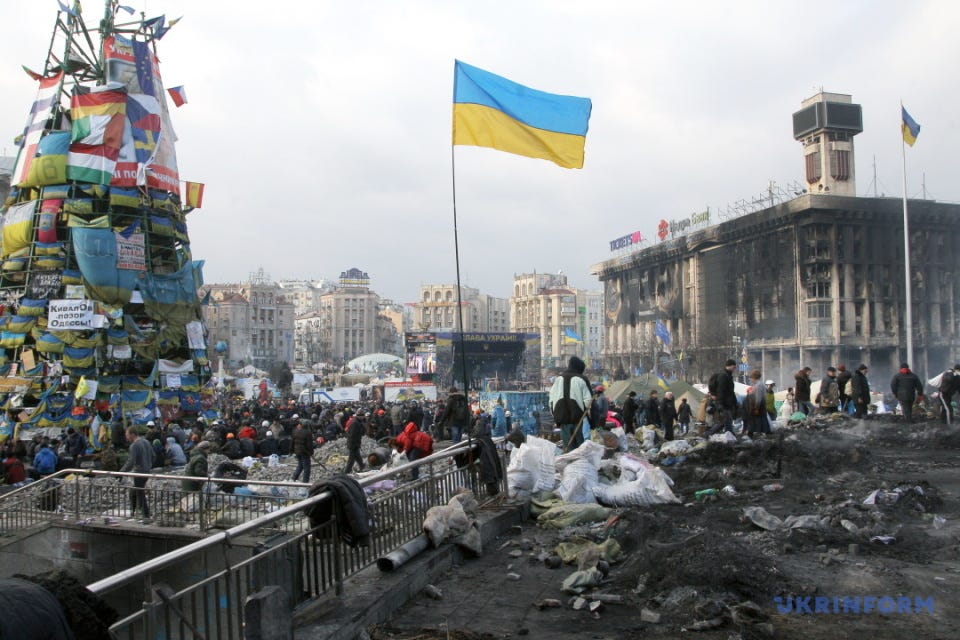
[{"x1": 48, "y1": 299, "x2": 95, "y2": 330}]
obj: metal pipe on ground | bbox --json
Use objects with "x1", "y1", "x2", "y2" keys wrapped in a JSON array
[{"x1": 376, "y1": 533, "x2": 430, "y2": 572}]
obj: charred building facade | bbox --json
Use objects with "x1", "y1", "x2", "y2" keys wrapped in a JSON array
[{"x1": 593, "y1": 92, "x2": 959, "y2": 385}]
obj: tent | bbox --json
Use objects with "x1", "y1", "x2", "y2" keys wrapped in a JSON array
[
  {"x1": 605, "y1": 375, "x2": 666, "y2": 404},
  {"x1": 605, "y1": 376, "x2": 706, "y2": 417},
  {"x1": 346, "y1": 353, "x2": 403, "y2": 373}
]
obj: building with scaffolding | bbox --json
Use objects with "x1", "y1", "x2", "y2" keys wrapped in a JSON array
[{"x1": 593, "y1": 92, "x2": 960, "y2": 385}]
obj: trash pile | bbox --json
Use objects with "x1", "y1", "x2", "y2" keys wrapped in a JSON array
[{"x1": 398, "y1": 414, "x2": 954, "y2": 639}]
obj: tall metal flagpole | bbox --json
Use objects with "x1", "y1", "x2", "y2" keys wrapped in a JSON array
[
  {"x1": 900, "y1": 103, "x2": 914, "y2": 368},
  {"x1": 450, "y1": 135, "x2": 474, "y2": 481}
]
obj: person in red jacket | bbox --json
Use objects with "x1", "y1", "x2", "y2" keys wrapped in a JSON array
[{"x1": 395, "y1": 421, "x2": 433, "y2": 479}]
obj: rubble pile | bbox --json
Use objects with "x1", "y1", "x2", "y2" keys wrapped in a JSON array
[{"x1": 379, "y1": 413, "x2": 958, "y2": 640}]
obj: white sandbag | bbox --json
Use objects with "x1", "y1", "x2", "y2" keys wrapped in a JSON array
[
  {"x1": 610, "y1": 426, "x2": 627, "y2": 451},
  {"x1": 556, "y1": 458, "x2": 599, "y2": 504},
  {"x1": 618, "y1": 453, "x2": 647, "y2": 476},
  {"x1": 507, "y1": 435, "x2": 557, "y2": 496},
  {"x1": 641, "y1": 427, "x2": 656, "y2": 450},
  {"x1": 525, "y1": 435, "x2": 558, "y2": 492},
  {"x1": 423, "y1": 500, "x2": 470, "y2": 547},
  {"x1": 659, "y1": 440, "x2": 692, "y2": 457},
  {"x1": 556, "y1": 439, "x2": 605, "y2": 471},
  {"x1": 593, "y1": 464, "x2": 680, "y2": 507},
  {"x1": 709, "y1": 431, "x2": 737, "y2": 444}
]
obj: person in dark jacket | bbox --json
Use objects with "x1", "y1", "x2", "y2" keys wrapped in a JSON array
[
  {"x1": 437, "y1": 386, "x2": 471, "y2": 443},
  {"x1": 891, "y1": 362, "x2": 924, "y2": 423},
  {"x1": 64, "y1": 427, "x2": 88, "y2": 462},
  {"x1": 344, "y1": 412, "x2": 366, "y2": 474},
  {"x1": 590, "y1": 385, "x2": 609, "y2": 431},
  {"x1": 622, "y1": 391, "x2": 639, "y2": 433},
  {"x1": 851, "y1": 364, "x2": 871, "y2": 419},
  {"x1": 120, "y1": 427, "x2": 153, "y2": 520},
  {"x1": 257, "y1": 431, "x2": 279, "y2": 457},
  {"x1": 794, "y1": 367, "x2": 814, "y2": 415},
  {"x1": 110, "y1": 419, "x2": 126, "y2": 450},
  {"x1": 660, "y1": 391, "x2": 677, "y2": 441},
  {"x1": 815, "y1": 367, "x2": 840, "y2": 414},
  {"x1": 707, "y1": 359, "x2": 738, "y2": 436},
  {"x1": 677, "y1": 397, "x2": 692, "y2": 435},
  {"x1": 182, "y1": 441, "x2": 210, "y2": 492},
  {"x1": 836, "y1": 364, "x2": 853, "y2": 412},
  {"x1": 645, "y1": 390, "x2": 661, "y2": 428},
  {"x1": 743, "y1": 369, "x2": 770, "y2": 437},
  {"x1": 291, "y1": 421, "x2": 314, "y2": 483},
  {"x1": 220, "y1": 433, "x2": 242, "y2": 460},
  {"x1": 237, "y1": 433, "x2": 256, "y2": 458},
  {"x1": 406, "y1": 401, "x2": 424, "y2": 429},
  {"x1": 212, "y1": 460, "x2": 247, "y2": 493}
]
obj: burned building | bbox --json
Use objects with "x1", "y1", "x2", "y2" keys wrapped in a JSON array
[{"x1": 593, "y1": 92, "x2": 960, "y2": 385}]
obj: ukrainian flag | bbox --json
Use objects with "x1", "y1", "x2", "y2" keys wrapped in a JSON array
[
  {"x1": 453, "y1": 61, "x2": 592, "y2": 169},
  {"x1": 902, "y1": 106, "x2": 920, "y2": 147}
]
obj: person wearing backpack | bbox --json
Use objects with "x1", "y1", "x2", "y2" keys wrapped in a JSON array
[
  {"x1": 706, "y1": 359, "x2": 738, "y2": 436},
  {"x1": 549, "y1": 356, "x2": 592, "y2": 452},
  {"x1": 815, "y1": 367, "x2": 840, "y2": 414}
]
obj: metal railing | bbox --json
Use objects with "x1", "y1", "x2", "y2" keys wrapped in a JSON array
[
  {"x1": 0, "y1": 468, "x2": 314, "y2": 534},
  {"x1": 84, "y1": 438, "x2": 508, "y2": 640}
]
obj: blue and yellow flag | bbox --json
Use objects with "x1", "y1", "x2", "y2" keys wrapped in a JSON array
[
  {"x1": 902, "y1": 106, "x2": 920, "y2": 146},
  {"x1": 453, "y1": 61, "x2": 592, "y2": 169}
]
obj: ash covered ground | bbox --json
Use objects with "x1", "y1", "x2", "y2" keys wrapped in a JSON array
[{"x1": 370, "y1": 416, "x2": 960, "y2": 640}]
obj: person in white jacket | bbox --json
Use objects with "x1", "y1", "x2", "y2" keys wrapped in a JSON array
[{"x1": 549, "y1": 356, "x2": 592, "y2": 451}]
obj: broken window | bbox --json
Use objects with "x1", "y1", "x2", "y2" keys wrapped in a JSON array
[{"x1": 806, "y1": 301, "x2": 832, "y2": 338}]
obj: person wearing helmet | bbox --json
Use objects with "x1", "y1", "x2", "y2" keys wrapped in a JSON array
[{"x1": 220, "y1": 432, "x2": 242, "y2": 459}]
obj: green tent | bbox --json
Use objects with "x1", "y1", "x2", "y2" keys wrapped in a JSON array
[{"x1": 604, "y1": 376, "x2": 706, "y2": 418}]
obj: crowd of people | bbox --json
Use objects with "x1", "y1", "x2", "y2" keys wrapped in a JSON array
[
  {"x1": 3, "y1": 359, "x2": 957, "y2": 498},
  {"x1": 545, "y1": 355, "x2": 960, "y2": 454},
  {"x1": 0, "y1": 392, "x2": 508, "y2": 498}
]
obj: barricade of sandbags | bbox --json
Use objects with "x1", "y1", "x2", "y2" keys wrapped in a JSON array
[{"x1": 506, "y1": 435, "x2": 558, "y2": 499}]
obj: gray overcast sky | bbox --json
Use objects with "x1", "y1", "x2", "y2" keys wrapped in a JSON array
[{"x1": 2, "y1": 1, "x2": 958, "y2": 304}]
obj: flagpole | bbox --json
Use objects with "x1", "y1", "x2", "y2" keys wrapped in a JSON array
[
  {"x1": 451, "y1": 133, "x2": 473, "y2": 480},
  {"x1": 450, "y1": 147, "x2": 470, "y2": 395},
  {"x1": 900, "y1": 104, "x2": 914, "y2": 368}
]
